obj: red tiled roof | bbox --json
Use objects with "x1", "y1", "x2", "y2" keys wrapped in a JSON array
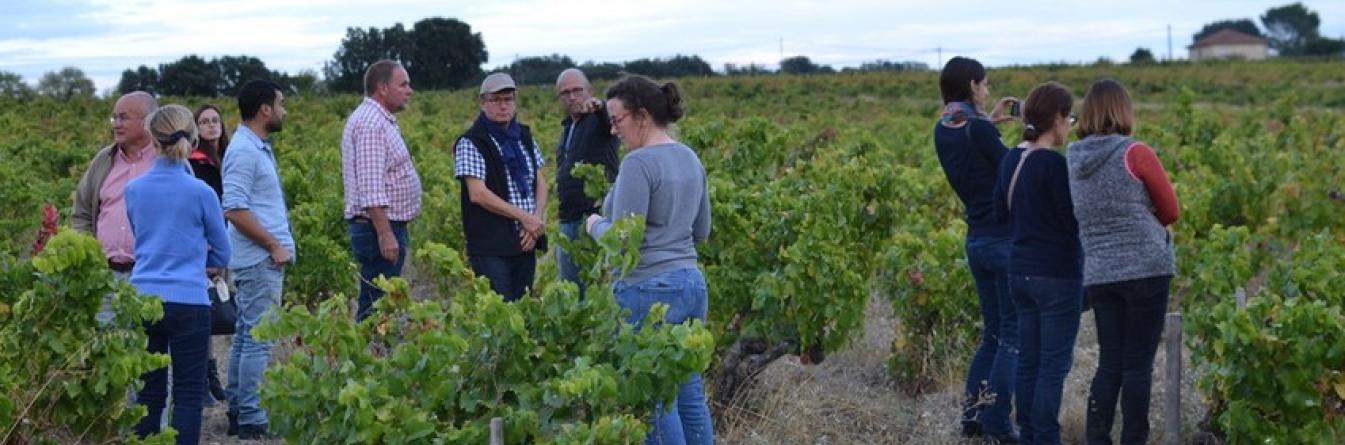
[{"x1": 1190, "y1": 28, "x2": 1268, "y2": 48}]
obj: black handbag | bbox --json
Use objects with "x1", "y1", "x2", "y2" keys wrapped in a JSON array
[{"x1": 209, "y1": 276, "x2": 237, "y2": 336}]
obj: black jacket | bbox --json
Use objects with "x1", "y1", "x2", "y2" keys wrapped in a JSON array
[{"x1": 556, "y1": 108, "x2": 620, "y2": 221}]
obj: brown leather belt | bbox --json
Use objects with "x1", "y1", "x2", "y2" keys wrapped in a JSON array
[{"x1": 108, "y1": 260, "x2": 135, "y2": 272}]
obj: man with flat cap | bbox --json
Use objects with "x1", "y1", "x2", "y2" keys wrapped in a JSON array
[{"x1": 454, "y1": 72, "x2": 547, "y2": 301}]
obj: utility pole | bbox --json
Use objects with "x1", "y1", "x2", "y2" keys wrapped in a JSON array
[
  {"x1": 937, "y1": 46, "x2": 943, "y2": 68},
  {"x1": 779, "y1": 37, "x2": 784, "y2": 61},
  {"x1": 1162, "y1": 24, "x2": 1172, "y2": 61}
]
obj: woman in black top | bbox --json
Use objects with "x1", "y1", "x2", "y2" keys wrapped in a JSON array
[
  {"x1": 190, "y1": 104, "x2": 230, "y2": 404},
  {"x1": 933, "y1": 56, "x2": 1022, "y2": 442}
]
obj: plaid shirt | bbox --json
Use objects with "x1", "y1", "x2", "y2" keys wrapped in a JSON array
[
  {"x1": 341, "y1": 98, "x2": 422, "y2": 221},
  {"x1": 454, "y1": 135, "x2": 544, "y2": 224}
]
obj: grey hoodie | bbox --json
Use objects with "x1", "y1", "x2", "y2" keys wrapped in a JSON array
[{"x1": 1066, "y1": 134, "x2": 1176, "y2": 287}]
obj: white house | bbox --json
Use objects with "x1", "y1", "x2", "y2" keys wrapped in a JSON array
[{"x1": 1189, "y1": 29, "x2": 1270, "y2": 61}]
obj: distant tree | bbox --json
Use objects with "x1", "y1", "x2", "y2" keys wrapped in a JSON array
[
  {"x1": 36, "y1": 67, "x2": 96, "y2": 101},
  {"x1": 724, "y1": 63, "x2": 773, "y2": 75},
  {"x1": 157, "y1": 55, "x2": 219, "y2": 96},
  {"x1": 287, "y1": 69, "x2": 324, "y2": 95},
  {"x1": 407, "y1": 17, "x2": 488, "y2": 90},
  {"x1": 1301, "y1": 37, "x2": 1345, "y2": 57},
  {"x1": 578, "y1": 61, "x2": 623, "y2": 81},
  {"x1": 325, "y1": 24, "x2": 415, "y2": 93},
  {"x1": 1130, "y1": 48, "x2": 1157, "y2": 64},
  {"x1": 0, "y1": 71, "x2": 35, "y2": 100},
  {"x1": 1192, "y1": 19, "x2": 1262, "y2": 43},
  {"x1": 1261, "y1": 2, "x2": 1322, "y2": 55},
  {"x1": 849, "y1": 59, "x2": 930, "y2": 72},
  {"x1": 216, "y1": 55, "x2": 280, "y2": 96},
  {"x1": 504, "y1": 54, "x2": 576, "y2": 85},
  {"x1": 779, "y1": 56, "x2": 830, "y2": 75},
  {"x1": 623, "y1": 55, "x2": 714, "y2": 78},
  {"x1": 116, "y1": 65, "x2": 159, "y2": 95}
]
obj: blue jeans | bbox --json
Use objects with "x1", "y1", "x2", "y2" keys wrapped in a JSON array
[
  {"x1": 1085, "y1": 275, "x2": 1172, "y2": 445},
  {"x1": 963, "y1": 236, "x2": 1017, "y2": 434},
  {"x1": 226, "y1": 261, "x2": 284, "y2": 427},
  {"x1": 556, "y1": 218, "x2": 587, "y2": 297},
  {"x1": 469, "y1": 253, "x2": 536, "y2": 302},
  {"x1": 1012, "y1": 274, "x2": 1083, "y2": 445},
  {"x1": 614, "y1": 268, "x2": 714, "y2": 445},
  {"x1": 350, "y1": 220, "x2": 409, "y2": 321},
  {"x1": 135, "y1": 302, "x2": 211, "y2": 445}
]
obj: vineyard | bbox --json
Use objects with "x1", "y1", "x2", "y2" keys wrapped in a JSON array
[{"x1": 1, "y1": 58, "x2": 1344, "y2": 443}]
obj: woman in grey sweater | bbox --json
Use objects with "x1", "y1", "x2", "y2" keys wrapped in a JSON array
[
  {"x1": 586, "y1": 75, "x2": 713, "y2": 445},
  {"x1": 1066, "y1": 80, "x2": 1180, "y2": 445}
]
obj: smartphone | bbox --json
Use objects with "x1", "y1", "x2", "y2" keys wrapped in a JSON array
[{"x1": 1009, "y1": 99, "x2": 1021, "y2": 117}]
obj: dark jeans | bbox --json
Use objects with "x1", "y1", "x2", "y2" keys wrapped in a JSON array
[
  {"x1": 1012, "y1": 274, "x2": 1083, "y2": 445},
  {"x1": 556, "y1": 218, "x2": 588, "y2": 298},
  {"x1": 350, "y1": 220, "x2": 409, "y2": 321},
  {"x1": 1085, "y1": 275, "x2": 1172, "y2": 445},
  {"x1": 963, "y1": 236, "x2": 1017, "y2": 434},
  {"x1": 136, "y1": 302, "x2": 211, "y2": 445},
  {"x1": 469, "y1": 253, "x2": 537, "y2": 302}
]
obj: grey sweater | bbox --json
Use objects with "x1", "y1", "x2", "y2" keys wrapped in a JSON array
[
  {"x1": 1066, "y1": 134, "x2": 1176, "y2": 287},
  {"x1": 589, "y1": 142, "x2": 711, "y2": 284}
]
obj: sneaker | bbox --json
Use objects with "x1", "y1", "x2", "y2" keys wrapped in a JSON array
[
  {"x1": 237, "y1": 423, "x2": 272, "y2": 440},
  {"x1": 226, "y1": 412, "x2": 238, "y2": 436}
]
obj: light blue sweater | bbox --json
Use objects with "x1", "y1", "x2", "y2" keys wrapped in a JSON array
[{"x1": 125, "y1": 157, "x2": 231, "y2": 305}]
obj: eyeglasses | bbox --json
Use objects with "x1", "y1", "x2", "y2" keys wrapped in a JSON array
[
  {"x1": 108, "y1": 114, "x2": 143, "y2": 125},
  {"x1": 1068, "y1": 114, "x2": 1078, "y2": 126},
  {"x1": 609, "y1": 112, "x2": 632, "y2": 127},
  {"x1": 197, "y1": 117, "x2": 221, "y2": 126},
  {"x1": 483, "y1": 94, "x2": 516, "y2": 105},
  {"x1": 557, "y1": 87, "x2": 586, "y2": 99}
]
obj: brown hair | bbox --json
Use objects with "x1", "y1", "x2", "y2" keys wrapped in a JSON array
[
  {"x1": 364, "y1": 60, "x2": 402, "y2": 97},
  {"x1": 605, "y1": 74, "x2": 684, "y2": 127},
  {"x1": 193, "y1": 103, "x2": 230, "y2": 165},
  {"x1": 1076, "y1": 79, "x2": 1134, "y2": 139},
  {"x1": 1021, "y1": 82, "x2": 1074, "y2": 142}
]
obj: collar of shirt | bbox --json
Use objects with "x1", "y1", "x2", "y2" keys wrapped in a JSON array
[
  {"x1": 117, "y1": 140, "x2": 156, "y2": 164},
  {"x1": 234, "y1": 125, "x2": 273, "y2": 155},
  {"x1": 363, "y1": 97, "x2": 397, "y2": 124}
]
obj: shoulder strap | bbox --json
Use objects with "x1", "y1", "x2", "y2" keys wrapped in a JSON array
[{"x1": 1006, "y1": 148, "x2": 1042, "y2": 211}]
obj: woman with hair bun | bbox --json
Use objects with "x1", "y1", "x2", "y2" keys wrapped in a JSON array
[
  {"x1": 586, "y1": 74, "x2": 713, "y2": 445},
  {"x1": 125, "y1": 104, "x2": 231, "y2": 445},
  {"x1": 993, "y1": 82, "x2": 1082, "y2": 445}
]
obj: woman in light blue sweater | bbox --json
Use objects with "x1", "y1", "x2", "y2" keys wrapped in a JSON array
[
  {"x1": 587, "y1": 75, "x2": 713, "y2": 445},
  {"x1": 125, "y1": 104, "x2": 231, "y2": 445}
]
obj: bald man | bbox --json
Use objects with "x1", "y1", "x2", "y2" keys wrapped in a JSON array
[
  {"x1": 74, "y1": 91, "x2": 160, "y2": 322},
  {"x1": 553, "y1": 68, "x2": 620, "y2": 295}
]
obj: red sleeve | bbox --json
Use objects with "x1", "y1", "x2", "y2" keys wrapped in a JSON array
[{"x1": 1125, "y1": 143, "x2": 1180, "y2": 226}]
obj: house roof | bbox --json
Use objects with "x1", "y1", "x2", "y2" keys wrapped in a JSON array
[{"x1": 1190, "y1": 28, "x2": 1268, "y2": 48}]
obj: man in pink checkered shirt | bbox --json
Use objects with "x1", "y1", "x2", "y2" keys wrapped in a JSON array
[{"x1": 340, "y1": 59, "x2": 423, "y2": 321}]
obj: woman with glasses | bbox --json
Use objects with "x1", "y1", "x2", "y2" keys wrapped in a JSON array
[
  {"x1": 933, "y1": 56, "x2": 1021, "y2": 442},
  {"x1": 188, "y1": 104, "x2": 231, "y2": 407},
  {"x1": 586, "y1": 75, "x2": 713, "y2": 445},
  {"x1": 992, "y1": 82, "x2": 1083, "y2": 445},
  {"x1": 1067, "y1": 80, "x2": 1179, "y2": 445}
]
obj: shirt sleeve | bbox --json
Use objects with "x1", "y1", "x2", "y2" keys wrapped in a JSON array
[
  {"x1": 352, "y1": 123, "x2": 390, "y2": 209},
  {"x1": 992, "y1": 150, "x2": 1015, "y2": 223},
  {"x1": 203, "y1": 188, "x2": 231, "y2": 268},
  {"x1": 221, "y1": 146, "x2": 254, "y2": 211},
  {"x1": 693, "y1": 174, "x2": 712, "y2": 243},
  {"x1": 589, "y1": 156, "x2": 651, "y2": 239},
  {"x1": 970, "y1": 120, "x2": 1011, "y2": 169},
  {"x1": 1049, "y1": 154, "x2": 1079, "y2": 234},
  {"x1": 454, "y1": 138, "x2": 487, "y2": 180},
  {"x1": 1125, "y1": 143, "x2": 1180, "y2": 226},
  {"x1": 532, "y1": 137, "x2": 545, "y2": 169}
]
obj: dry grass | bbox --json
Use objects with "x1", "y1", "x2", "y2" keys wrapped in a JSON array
[{"x1": 716, "y1": 297, "x2": 1210, "y2": 444}]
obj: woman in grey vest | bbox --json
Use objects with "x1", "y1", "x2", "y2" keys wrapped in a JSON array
[{"x1": 1066, "y1": 80, "x2": 1179, "y2": 445}]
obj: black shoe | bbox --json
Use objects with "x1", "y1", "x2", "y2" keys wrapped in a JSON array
[
  {"x1": 984, "y1": 431, "x2": 1021, "y2": 444},
  {"x1": 226, "y1": 412, "x2": 238, "y2": 436},
  {"x1": 207, "y1": 359, "x2": 226, "y2": 402},
  {"x1": 237, "y1": 423, "x2": 272, "y2": 440},
  {"x1": 961, "y1": 420, "x2": 984, "y2": 438}
]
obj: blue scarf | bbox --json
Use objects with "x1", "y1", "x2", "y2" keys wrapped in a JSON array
[
  {"x1": 940, "y1": 101, "x2": 988, "y2": 125},
  {"x1": 477, "y1": 112, "x2": 531, "y2": 199}
]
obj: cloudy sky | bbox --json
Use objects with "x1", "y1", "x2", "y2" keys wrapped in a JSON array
[{"x1": 3, "y1": 0, "x2": 1344, "y2": 92}]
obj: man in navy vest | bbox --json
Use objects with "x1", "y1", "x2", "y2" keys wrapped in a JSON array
[{"x1": 454, "y1": 73, "x2": 548, "y2": 301}]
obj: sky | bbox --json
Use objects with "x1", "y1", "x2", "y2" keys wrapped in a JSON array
[{"x1": 3, "y1": 0, "x2": 1344, "y2": 93}]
